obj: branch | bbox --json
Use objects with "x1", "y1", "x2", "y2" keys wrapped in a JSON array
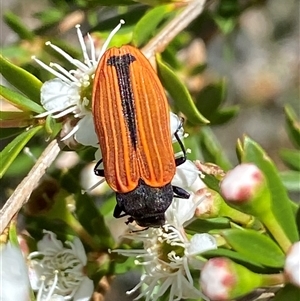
[
  {"x1": 142, "y1": 0, "x2": 206, "y2": 59},
  {"x1": 0, "y1": 139, "x2": 61, "y2": 234}
]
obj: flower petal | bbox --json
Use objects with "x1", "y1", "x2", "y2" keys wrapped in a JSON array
[
  {"x1": 187, "y1": 233, "x2": 217, "y2": 255},
  {"x1": 72, "y1": 237, "x2": 87, "y2": 265},
  {"x1": 27, "y1": 260, "x2": 42, "y2": 291},
  {"x1": 74, "y1": 114, "x2": 98, "y2": 147},
  {"x1": 37, "y1": 231, "x2": 63, "y2": 252},
  {"x1": 172, "y1": 160, "x2": 201, "y2": 190},
  {"x1": 0, "y1": 243, "x2": 31, "y2": 301},
  {"x1": 41, "y1": 78, "x2": 79, "y2": 111},
  {"x1": 73, "y1": 277, "x2": 94, "y2": 301},
  {"x1": 170, "y1": 112, "x2": 184, "y2": 138},
  {"x1": 166, "y1": 197, "x2": 195, "y2": 226}
]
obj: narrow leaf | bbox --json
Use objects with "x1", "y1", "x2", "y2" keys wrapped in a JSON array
[
  {"x1": 280, "y1": 148, "x2": 300, "y2": 171},
  {"x1": 187, "y1": 217, "x2": 230, "y2": 233},
  {"x1": 4, "y1": 11, "x2": 35, "y2": 40},
  {"x1": 199, "y1": 127, "x2": 232, "y2": 170},
  {"x1": 202, "y1": 249, "x2": 270, "y2": 273},
  {"x1": 273, "y1": 284, "x2": 300, "y2": 301},
  {"x1": 0, "y1": 55, "x2": 42, "y2": 103},
  {"x1": 221, "y1": 229, "x2": 285, "y2": 268},
  {"x1": 280, "y1": 171, "x2": 300, "y2": 192},
  {"x1": 0, "y1": 85, "x2": 43, "y2": 113},
  {"x1": 209, "y1": 106, "x2": 239, "y2": 125},
  {"x1": 241, "y1": 136, "x2": 299, "y2": 242},
  {"x1": 0, "y1": 126, "x2": 43, "y2": 178},
  {"x1": 285, "y1": 105, "x2": 300, "y2": 148},
  {"x1": 75, "y1": 193, "x2": 114, "y2": 250},
  {"x1": 133, "y1": 4, "x2": 174, "y2": 47},
  {"x1": 156, "y1": 56, "x2": 209, "y2": 125},
  {"x1": 0, "y1": 128, "x2": 23, "y2": 140},
  {"x1": 0, "y1": 111, "x2": 32, "y2": 128},
  {"x1": 196, "y1": 79, "x2": 227, "y2": 118}
]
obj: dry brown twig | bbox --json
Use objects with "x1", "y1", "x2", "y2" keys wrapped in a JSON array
[
  {"x1": 142, "y1": 0, "x2": 206, "y2": 59},
  {"x1": 0, "y1": 139, "x2": 61, "y2": 234},
  {"x1": 0, "y1": 0, "x2": 207, "y2": 234}
]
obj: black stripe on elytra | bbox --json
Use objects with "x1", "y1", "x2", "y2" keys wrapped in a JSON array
[{"x1": 107, "y1": 54, "x2": 137, "y2": 149}]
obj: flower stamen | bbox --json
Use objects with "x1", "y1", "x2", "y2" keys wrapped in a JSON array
[
  {"x1": 97, "y1": 19, "x2": 125, "y2": 62},
  {"x1": 76, "y1": 24, "x2": 93, "y2": 68},
  {"x1": 32, "y1": 56, "x2": 72, "y2": 83}
]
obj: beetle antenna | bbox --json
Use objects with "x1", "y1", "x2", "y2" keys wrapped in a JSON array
[{"x1": 81, "y1": 178, "x2": 106, "y2": 194}]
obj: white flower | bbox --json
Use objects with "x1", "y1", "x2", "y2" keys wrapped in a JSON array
[
  {"x1": 284, "y1": 241, "x2": 300, "y2": 287},
  {"x1": 172, "y1": 160, "x2": 205, "y2": 193},
  {"x1": 0, "y1": 242, "x2": 31, "y2": 301},
  {"x1": 28, "y1": 230, "x2": 93, "y2": 301},
  {"x1": 114, "y1": 198, "x2": 217, "y2": 301},
  {"x1": 33, "y1": 20, "x2": 125, "y2": 144}
]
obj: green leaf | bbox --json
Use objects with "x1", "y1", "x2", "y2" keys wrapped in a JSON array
[
  {"x1": 201, "y1": 173, "x2": 221, "y2": 192},
  {"x1": 199, "y1": 127, "x2": 232, "y2": 170},
  {"x1": 82, "y1": 0, "x2": 135, "y2": 6},
  {"x1": 280, "y1": 171, "x2": 300, "y2": 192},
  {"x1": 273, "y1": 284, "x2": 300, "y2": 301},
  {"x1": 34, "y1": 8, "x2": 64, "y2": 25},
  {"x1": 0, "y1": 55, "x2": 42, "y2": 103},
  {"x1": 280, "y1": 148, "x2": 300, "y2": 171},
  {"x1": 221, "y1": 229, "x2": 285, "y2": 268},
  {"x1": 0, "y1": 111, "x2": 33, "y2": 128},
  {"x1": 0, "y1": 128, "x2": 23, "y2": 140},
  {"x1": 115, "y1": 257, "x2": 137, "y2": 274},
  {"x1": 0, "y1": 126, "x2": 43, "y2": 178},
  {"x1": 8, "y1": 220, "x2": 19, "y2": 246},
  {"x1": 187, "y1": 217, "x2": 231, "y2": 233},
  {"x1": 285, "y1": 105, "x2": 300, "y2": 148},
  {"x1": 44, "y1": 115, "x2": 61, "y2": 137},
  {"x1": 208, "y1": 106, "x2": 239, "y2": 125},
  {"x1": 196, "y1": 79, "x2": 227, "y2": 118},
  {"x1": 1, "y1": 45, "x2": 31, "y2": 65},
  {"x1": 202, "y1": 249, "x2": 267, "y2": 272},
  {"x1": 0, "y1": 111, "x2": 31, "y2": 120},
  {"x1": 4, "y1": 11, "x2": 35, "y2": 40},
  {"x1": 213, "y1": 16, "x2": 237, "y2": 35},
  {"x1": 132, "y1": 4, "x2": 174, "y2": 47},
  {"x1": 156, "y1": 56, "x2": 209, "y2": 125},
  {"x1": 213, "y1": 0, "x2": 239, "y2": 34},
  {"x1": 90, "y1": 6, "x2": 147, "y2": 32},
  {"x1": 189, "y1": 63, "x2": 207, "y2": 76},
  {"x1": 4, "y1": 146, "x2": 43, "y2": 177},
  {"x1": 296, "y1": 207, "x2": 300, "y2": 237},
  {"x1": 241, "y1": 136, "x2": 299, "y2": 242},
  {"x1": 75, "y1": 193, "x2": 114, "y2": 250},
  {"x1": 0, "y1": 85, "x2": 44, "y2": 113}
]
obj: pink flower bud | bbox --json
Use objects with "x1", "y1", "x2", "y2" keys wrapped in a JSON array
[
  {"x1": 194, "y1": 188, "x2": 222, "y2": 218},
  {"x1": 200, "y1": 257, "x2": 267, "y2": 300},
  {"x1": 284, "y1": 241, "x2": 300, "y2": 287},
  {"x1": 220, "y1": 163, "x2": 265, "y2": 203},
  {"x1": 201, "y1": 257, "x2": 236, "y2": 300}
]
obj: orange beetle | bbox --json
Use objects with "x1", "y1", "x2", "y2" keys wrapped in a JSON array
[{"x1": 92, "y1": 45, "x2": 189, "y2": 227}]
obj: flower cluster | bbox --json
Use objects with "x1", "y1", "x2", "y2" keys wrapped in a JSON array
[
  {"x1": 33, "y1": 20, "x2": 125, "y2": 147},
  {"x1": 114, "y1": 196, "x2": 217, "y2": 301},
  {"x1": 28, "y1": 231, "x2": 93, "y2": 301}
]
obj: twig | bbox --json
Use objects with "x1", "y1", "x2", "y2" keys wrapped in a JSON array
[
  {"x1": 0, "y1": 139, "x2": 61, "y2": 234},
  {"x1": 142, "y1": 0, "x2": 206, "y2": 59}
]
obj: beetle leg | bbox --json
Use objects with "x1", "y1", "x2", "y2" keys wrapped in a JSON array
[
  {"x1": 172, "y1": 185, "x2": 190, "y2": 199},
  {"x1": 174, "y1": 120, "x2": 186, "y2": 167},
  {"x1": 94, "y1": 159, "x2": 105, "y2": 176},
  {"x1": 113, "y1": 204, "x2": 127, "y2": 218}
]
